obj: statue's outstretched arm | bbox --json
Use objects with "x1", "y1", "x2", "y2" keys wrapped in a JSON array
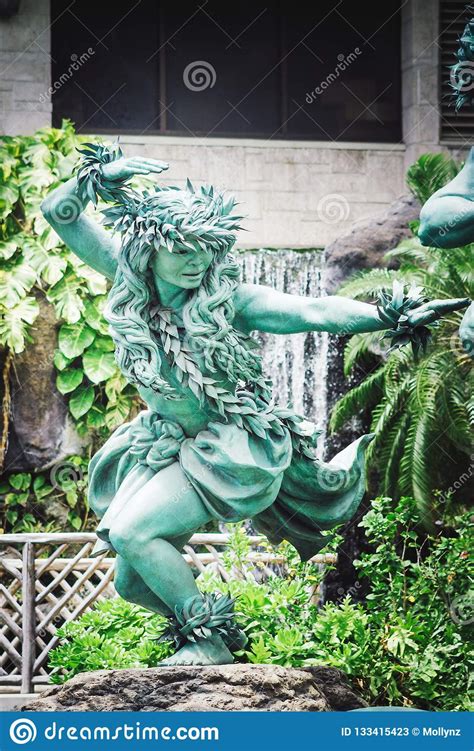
[
  {"x1": 418, "y1": 147, "x2": 474, "y2": 249},
  {"x1": 41, "y1": 155, "x2": 168, "y2": 280},
  {"x1": 234, "y1": 283, "x2": 469, "y2": 338}
]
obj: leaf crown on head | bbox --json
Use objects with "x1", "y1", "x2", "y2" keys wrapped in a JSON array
[{"x1": 102, "y1": 180, "x2": 245, "y2": 256}]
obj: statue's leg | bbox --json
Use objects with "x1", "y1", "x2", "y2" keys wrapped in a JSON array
[
  {"x1": 114, "y1": 555, "x2": 172, "y2": 615},
  {"x1": 113, "y1": 535, "x2": 194, "y2": 616},
  {"x1": 108, "y1": 461, "x2": 234, "y2": 665}
]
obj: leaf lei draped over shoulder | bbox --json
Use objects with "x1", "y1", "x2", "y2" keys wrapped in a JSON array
[{"x1": 148, "y1": 305, "x2": 318, "y2": 458}]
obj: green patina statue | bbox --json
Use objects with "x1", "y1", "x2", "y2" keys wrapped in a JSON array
[
  {"x1": 418, "y1": 14, "x2": 474, "y2": 354},
  {"x1": 41, "y1": 143, "x2": 469, "y2": 666}
]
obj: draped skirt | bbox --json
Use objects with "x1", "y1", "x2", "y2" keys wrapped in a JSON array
[{"x1": 88, "y1": 410, "x2": 373, "y2": 561}]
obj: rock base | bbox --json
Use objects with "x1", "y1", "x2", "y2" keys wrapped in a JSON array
[{"x1": 20, "y1": 665, "x2": 367, "y2": 712}]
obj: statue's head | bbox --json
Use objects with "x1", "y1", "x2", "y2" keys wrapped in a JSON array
[
  {"x1": 103, "y1": 181, "x2": 243, "y2": 289},
  {"x1": 105, "y1": 181, "x2": 258, "y2": 392}
]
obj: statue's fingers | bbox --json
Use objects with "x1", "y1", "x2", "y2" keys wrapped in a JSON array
[
  {"x1": 128, "y1": 167, "x2": 154, "y2": 175},
  {"x1": 408, "y1": 309, "x2": 437, "y2": 326},
  {"x1": 428, "y1": 298, "x2": 470, "y2": 315},
  {"x1": 142, "y1": 158, "x2": 169, "y2": 170},
  {"x1": 131, "y1": 157, "x2": 169, "y2": 172}
]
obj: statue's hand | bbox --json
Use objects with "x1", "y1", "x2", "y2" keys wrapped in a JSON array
[
  {"x1": 101, "y1": 156, "x2": 169, "y2": 182},
  {"x1": 406, "y1": 297, "x2": 470, "y2": 327}
]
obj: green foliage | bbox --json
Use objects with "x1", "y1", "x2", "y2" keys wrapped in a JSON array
[
  {"x1": 406, "y1": 153, "x2": 459, "y2": 206},
  {"x1": 0, "y1": 455, "x2": 90, "y2": 534},
  {"x1": 352, "y1": 496, "x2": 473, "y2": 709},
  {"x1": 0, "y1": 121, "x2": 140, "y2": 437},
  {"x1": 331, "y1": 154, "x2": 473, "y2": 513},
  {"x1": 48, "y1": 597, "x2": 172, "y2": 683},
  {"x1": 48, "y1": 505, "x2": 473, "y2": 711}
]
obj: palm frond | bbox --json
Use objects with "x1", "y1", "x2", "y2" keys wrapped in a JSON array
[
  {"x1": 406, "y1": 153, "x2": 459, "y2": 205},
  {"x1": 343, "y1": 331, "x2": 382, "y2": 376},
  {"x1": 366, "y1": 374, "x2": 412, "y2": 464},
  {"x1": 411, "y1": 409, "x2": 438, "y2": 527},
  {"x1": 382, "y1": 412, "x2": 411, "y2": 498},
  {"x1": 385, "y1": 237, "x2": 434, "y2": 266},
  {"x1": 337, "y1": 269, "x2": 400, "y2": 299},
  {"x1": 329, "y1": 367, "x2": 385, "y2": 433}
]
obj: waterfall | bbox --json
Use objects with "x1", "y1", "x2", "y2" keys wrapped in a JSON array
[{"x1": 236, "y1": 248, "x2": 328, "y2": 455}]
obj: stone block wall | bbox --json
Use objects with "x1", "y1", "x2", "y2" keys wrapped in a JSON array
[
  {"x1": 0, "y1": 0, "x2": 51, "y2": 135},
  {"x1": 119, "y1": 135, "x2": 406, "y2": 248},
  {"x1": 1, "y1": 0, "x2": 467, "y2": 248}
]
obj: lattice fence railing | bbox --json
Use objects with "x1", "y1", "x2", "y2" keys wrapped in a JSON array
[{"x1": 0, "y1": 532, "x2": 336, "y2": 693}]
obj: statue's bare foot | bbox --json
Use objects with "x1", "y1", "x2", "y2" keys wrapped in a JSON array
[{"x1": 159, "y1": 634, "x2": 233, "y2": 666}]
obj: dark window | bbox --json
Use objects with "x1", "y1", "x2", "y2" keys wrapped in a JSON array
[
  {"x1": 439, "y1": 0, "x2": 474, "y2": 144},
  {"x1": 51, "y1": 0, "x2": 401, "y2": 142}
]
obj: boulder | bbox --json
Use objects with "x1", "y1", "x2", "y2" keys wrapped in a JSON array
[
  {"x1": 323, "y1": 194, "x2": 421, "y2": 293},
  {"x1": 19, "y1": 664, "x2": 367, "y2": 712},
  {"x1": 3, "y1": 293, "x2": 84, "y2": 472}
]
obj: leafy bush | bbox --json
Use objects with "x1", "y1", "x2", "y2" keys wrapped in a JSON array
[
  {"x1": 0, "y1": 121, "x2": 140, "y2": 436},
  {"x1": 0, "y1": 122, "x2": 142, "y2": 531},
  {"x1": 48, "y1": 499, "x2": 473, "y2": 711},
  {"x1": 0, "y1": 455, "x2": 89, "y2": 534},
  {"x1": 330, "y1": 153, "x2": 473, "y2": 514}
]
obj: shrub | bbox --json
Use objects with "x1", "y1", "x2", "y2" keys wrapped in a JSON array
[{"x1": 48, "y1": 499, "x2": 473, "y2": 710}]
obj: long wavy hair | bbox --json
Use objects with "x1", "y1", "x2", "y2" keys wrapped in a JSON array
[{"x1": 103, "y1": 183, "x2": 263, "y2": 395}]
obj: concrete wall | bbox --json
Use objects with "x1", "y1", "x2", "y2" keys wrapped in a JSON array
[
  {"x1": 0, "y1": 0, "x2": 51, "y2": 134},
  {"x1": 0, "y1": 0, "x2": 453, "y2": 247},
  {"x1": 117, "y1": 135, "x2": 405, "y2": 248},
  {"x1": 401, "y1": 0, "x2": 440, "y2": 168}
]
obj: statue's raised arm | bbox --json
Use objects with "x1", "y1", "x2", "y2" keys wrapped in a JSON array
[{"x1": 40, "y1": 145, "x2": 168, "y2": 280}]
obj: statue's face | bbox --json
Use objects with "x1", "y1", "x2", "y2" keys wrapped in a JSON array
[{"x1": 152, "y1": 242, "x2": 214, "y2": 289}]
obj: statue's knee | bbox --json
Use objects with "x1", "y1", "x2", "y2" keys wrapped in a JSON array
[{"x1": 109, "y1": 524, "x2": 138, "y2": 557}]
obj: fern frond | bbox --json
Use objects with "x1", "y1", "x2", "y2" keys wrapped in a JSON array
[
  {"x1": 329, "y1": 367, "x2": 385, "y2": 433},
  {"x1": 406, "y1": 153, "x2": 459, "y2": 205},
  {"x1": 343, "y1": 331, "x2": 382, "y2": 376}
]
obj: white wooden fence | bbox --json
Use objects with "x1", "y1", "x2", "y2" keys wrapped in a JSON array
[{"x1": 0, "y1": 532, "x2": 336, "y2": 692}]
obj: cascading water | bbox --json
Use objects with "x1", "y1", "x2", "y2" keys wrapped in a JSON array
[{"x1": 236, "y1": 248, "x2": 328, "y2": 456}]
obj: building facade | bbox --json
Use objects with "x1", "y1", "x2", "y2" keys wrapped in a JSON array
[{"x1": 0, "y1": 0, "x2": 471, "y2": 247}]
